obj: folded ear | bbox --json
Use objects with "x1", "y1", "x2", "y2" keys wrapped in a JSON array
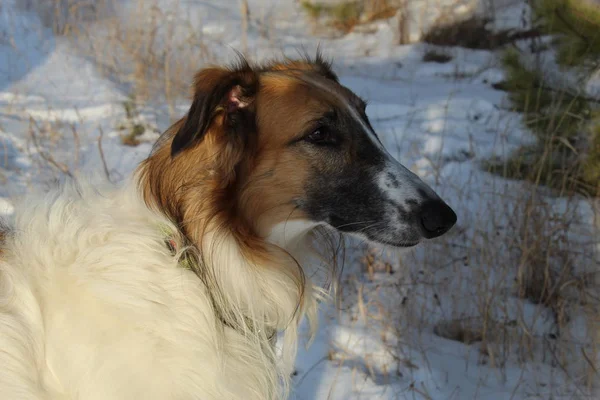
[{"x1": 171, "y1": 65, "x2": 258, "y2": 158}]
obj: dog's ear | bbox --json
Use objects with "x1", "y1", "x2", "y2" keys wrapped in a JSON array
[{"x1": 171, "y1": 65, "x2": 258, "y2": 158}]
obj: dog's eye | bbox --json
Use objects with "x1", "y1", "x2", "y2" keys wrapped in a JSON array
[{"x1": 304, "y1": 127, "x2": 337, "y2": 146}]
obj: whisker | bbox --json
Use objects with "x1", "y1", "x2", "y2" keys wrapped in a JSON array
[{"x1": 332, "y1": 220, "x2": 379, "y2": 230}]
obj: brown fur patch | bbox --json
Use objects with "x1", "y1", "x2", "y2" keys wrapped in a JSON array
[{"x1": 138, "y1": 57, "x2": 342, "y2": 246}]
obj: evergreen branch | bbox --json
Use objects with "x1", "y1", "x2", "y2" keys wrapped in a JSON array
[
  {"x1": 554, "y1": 5, "x2": 590, "y2": 46},
  {"x1": 535, "y1": 84, "x2": 600, "y2": 105}
]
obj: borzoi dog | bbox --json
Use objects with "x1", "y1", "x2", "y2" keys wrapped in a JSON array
[{"x1": 0, "y1": 55, "x2": 456, "y2": 400}]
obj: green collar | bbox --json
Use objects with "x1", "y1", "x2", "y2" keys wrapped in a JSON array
[
  {"x1": 159, "y1": 224, "x2": 276, "y2": 341},
  {"x1": 160, "y1": 224, "x2": 194, "y2": 270}
]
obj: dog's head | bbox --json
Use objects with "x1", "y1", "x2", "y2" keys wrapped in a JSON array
[{"x1": 142, "y1": 55, "x2": 456, "y2": 249}]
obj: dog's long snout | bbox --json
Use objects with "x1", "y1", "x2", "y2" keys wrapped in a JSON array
[
  {"x1": 417, "y1": 199, "x2": 457, "y2": 239},
  {"x1": 377, "y1": 160, "x2": 458, "y2": 242}
]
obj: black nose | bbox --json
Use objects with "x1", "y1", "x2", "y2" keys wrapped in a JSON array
[{"x1": 418, "y1": 199, "x2": 457, "y2": 239}]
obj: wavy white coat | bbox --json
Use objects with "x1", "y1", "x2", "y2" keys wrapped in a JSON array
[{"x1": 0, "y1": 178, "x2": 318, "y2": 400}]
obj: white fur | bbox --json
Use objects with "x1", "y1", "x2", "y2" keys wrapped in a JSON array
[
  {"x1": 266, "y1": 220, "x2": 321, "y2": 251},
  {"x1": 0, "y1": 178, "x2": 319, "y2": 400}
]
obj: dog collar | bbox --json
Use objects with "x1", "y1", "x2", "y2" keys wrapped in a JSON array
[
  {"x1": 159, "y1": 224, "x2": 276, "y2": 341},
  {"x1": 159, "y1": 224, "x2": 193, "y2": 270}
]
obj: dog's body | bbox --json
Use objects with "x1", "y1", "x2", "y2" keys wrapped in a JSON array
[
  {"x1": 0, "y1": 56, "x2": 456, "y2": 399},
  {"x1": 0, "y1": 181, "x2": 309, "y2": 400}
]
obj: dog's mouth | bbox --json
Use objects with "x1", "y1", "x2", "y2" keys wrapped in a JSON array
[
  {"x1": 334, "y1": 227, "x2": 423, "y2": 249},
  {"x1": 358, "y1": 231, "x2": 422, "y2": 248},
  {"x1": 325, "y1": 215, "x2": 422, "y2": 249},
  {"x1": 375, "y1": 238, "x2": 420, "y2": 248}
]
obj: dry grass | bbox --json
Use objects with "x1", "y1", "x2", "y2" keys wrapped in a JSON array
[
  {"x1": 301, "y1": 0, "x2": 402, "y2": 34},
  {"x1": 335, "y1": 160, "x2": 600, "y2": 396},
  {"x1": 18, "y1": 0, "x2": 218, "y2": 118},
  {"x1": 487, "y1": 48, "x2": 600, "y2": 198},
  {"x1": 3, "y1": 0, "x2": 219, "y2": 189},
  {"x1": 335, "y1": 181, "x2": 599, "y2": 396},
  {"x1": 26, "y1": 116, "x2": 80, "y2": 180},
  {"x1": 16, "y1": 0, "x2": 111, "y2": 36},
  {"x1": 323, "y1": 85, "x2": 599, "y2": 395},
  {"x1": 116, "y1": 95, "x2": 160, "y2": 147}
]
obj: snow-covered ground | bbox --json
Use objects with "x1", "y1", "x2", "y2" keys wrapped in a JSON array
[{"x1": 1, "y1": 0, "x2": 598, "y2": 399}]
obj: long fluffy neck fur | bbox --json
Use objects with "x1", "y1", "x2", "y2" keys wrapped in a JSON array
[{"x1": 135, "y1": 147, "x2": 321, "y2": 398}]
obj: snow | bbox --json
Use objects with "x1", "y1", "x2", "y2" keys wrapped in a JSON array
[
  {"x1": 0, "y1": 198, "x2": 14, "y2": 216},
  {"x1": 0, "y1": 0, "x2": 598, "y2": 399}
]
